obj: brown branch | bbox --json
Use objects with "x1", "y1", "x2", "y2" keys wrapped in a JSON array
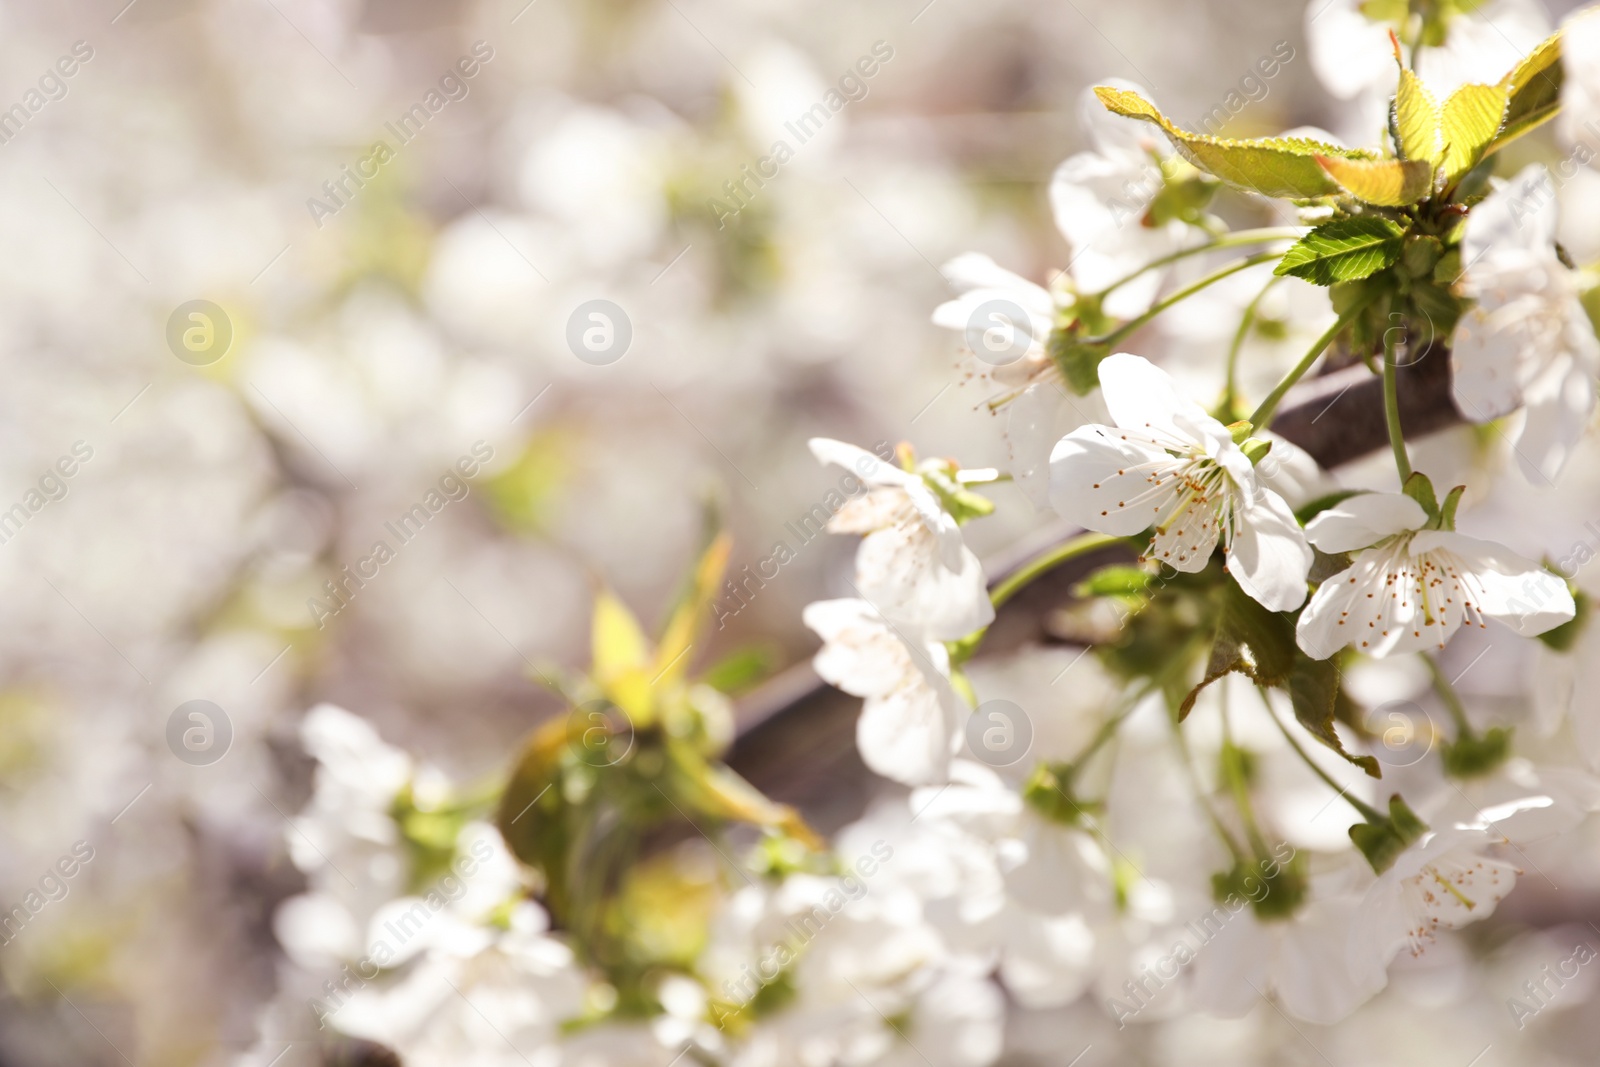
[{"x1": 728, "y1": 348, "x2": 1461, "y2": 825}]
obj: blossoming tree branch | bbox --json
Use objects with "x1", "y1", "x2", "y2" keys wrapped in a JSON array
[{"x1": 273, "y1": 4, "x2": 1600, "y2": 1062}]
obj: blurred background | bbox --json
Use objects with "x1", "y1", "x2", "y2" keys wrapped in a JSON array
[{"x1": 2, "y1": 0, "x2": 1598, "y2": 1064}]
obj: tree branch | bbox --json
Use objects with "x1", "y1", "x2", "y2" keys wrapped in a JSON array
[{"x1": 729, "y1": 347, "x2": 1461, "y2": 824}]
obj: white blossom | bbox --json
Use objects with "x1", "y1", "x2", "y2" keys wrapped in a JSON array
[
  {"x1": 803, "y1": 598, "x2": 967, "y2": 786},
  {"x1": 1052, "y1": 80, "x2": 1192, "y2": 319},
  {"x1": 932, "y1": 256, "x2": 1108, "y2": 507},
  {"x1": 1353, "y1": 826, "x2": 1521, "y2": 968},
  {"x1": 1296, "y1": 492, "x2": 1574, "y2": 658},
  {"x1": 1453, "y1": 164, "x2": 1600, "y2": 483},
  {"x1": 1049, "y1": 353, "x2": 1313, "y2": 611},
  {"x1": 810, "y1": 438, "x2": 995, "y2": 642},
  {"x1": 1189, "y1": 893, "x2": 1386, "y2": 1025}
]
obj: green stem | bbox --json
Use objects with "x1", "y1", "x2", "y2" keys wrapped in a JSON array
[
  {"x1": 1219, "y1": 696, "x2": 1272, "y2": 859},
  {"x1": 1258, "y1": 686, "x2": 1384, "y2": 823},
  {"x1": 1095, "y1": 228, "x2": 1304, "y2": 298},
  {"x1": 1169, "y1": 707, "x2": 1249, "y2": 864},
  {"x1": 1220, "y1": 274, "x2": 1283, "y2": 418},
  {"x1": 1422, "y1": 654, "x2": 1473, "y2": 737},
  {"x1": 988, "y1": 532, "x2": 1125, "y2": 610},
  {"x1": 1382, "y1": 324, "x2": 1413, "y2": 482},
  {"x1": 1092, "y1": 252, "x2": 1281, "y2": 349},
  {"x1": 1067, "y1": 680, "x2": 1157, "y2": 780},
  {"x1": 1066, "y1": 631, "x2": 1210, "y2": 784},
  {"x1": 1247, "y1": 294, "x2": 1376, "y2": 430}
]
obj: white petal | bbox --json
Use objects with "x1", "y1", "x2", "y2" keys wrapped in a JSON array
[
  {"x1": 1561, "y1": 6, "x2": 1600, "y2": 148},
  {"x1": 1272, "y1": 900, "x2": 1387, "y2": 1025},
  {"x1": 902, "y1": 479, "x2": 967, "y2": 570},
  {"x1": 803, "y1": 598, "x2": 905, "y2": 696},
  {"x1": 1186, "y1": 905, "x2": 1272, "y2": 1018},
  {"x1": 829, "y1": 486, "x2": 911, "y2": 534},
  {"x1": 1005, "y1": 382, "x2": 1071, "y2": 507},
  {"x1": 1048, "y1": 425, "x2": 1173, "y2": 536},
  {"x1": 937, "y1": 252, "x2": 1053, "y2": 311},
  {"x1": 808, "y1": 438, "x2": 915, "y2": 490},
  {"x1": 1415, "y1": 531, "x2": 1576, "y2": 636},
  {"x1": 1295, "y1": 549, "x2": 1406, "y2": 659},
  {"x1": 1097, "y1": 352, "x2": 1218, "y2": 443},
  {"x1": 856, "y1": 667, "x2": 959, "y2": 786},
  {"x1": 1226, "y1": 488, "x2": 1312, "y2": 612},
  {"x1": 1450, "y1": 304, "x2": 1529, "y2": 422},
  {"x1": 1003, "y1": 819, "x2": 1106, "y2": 916},
  {"x1": 1304, "y1": 0, "x2": 1393, "y2": 100},
  {"x1": 856, "y1": 526, "x2": 995, "y2": 641},
  {"x1": 1512, "y1": 334, "x2": 1597, "y2": 483},
  {"x1": 1464, "y1": 165, "x2": 1559, "y2": 262},
  {"x1": 1253, "y1": 433, "x2": 1337, "y2": 511},
  {"x1": 1303, "y1": 492, "x2": 1426, "y2": 553},
  {"x1": 997, "y1": 911, "x2": 1096, "y2": 1009}
]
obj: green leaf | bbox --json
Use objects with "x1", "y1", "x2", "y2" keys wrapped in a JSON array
[
  {"x1": 1290, "y1": 656, "x2": 1381, "y2": 777},
  {"x1": 496, "y1": 720, "x2": 577, "y2": 911},
  {"x1": 1316, "y1": 155, "x2": 1434, "y2": 207},
  {"x1": 1394, "y1": 68, "x2": 1444, "y2": 168},
  {"x1": 698, "y1": 645, "x2": 778, "y2": 695},
  {"x1": 655, "y1": 531, "x2": 732, "y2": 689},
  {"x1": 1274, "y1": 217, "x2": 1407, "y2": 286},
  {"x1": 1179, "y1": 624, "x2": 1244, "y2": 722},
  {"x1": 593, "y1": 588, "x2": 655, "y2": 721},
  {"x1": 1439, "y1": 83, "x2": 1508, "y2": 181},
  {"x1": 1494, "y1": 29, "x2": 1563, "y2": 150},
  {"x1": 1179, "y1": 578, "x2": 1297, "y2": 720},
  {"x1": 1094, "y1": 85, "x2": 1374, "y2": 199}
]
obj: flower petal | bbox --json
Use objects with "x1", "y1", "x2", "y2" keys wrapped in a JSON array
[
  {"x1": 808, "y1": 438, "x2": 915, "y2": 490},
  {"x1": 1511, "y1": 329, "x2": 1598, "y2": 483},
  {"x1": 1048, "y1": 425, "x2": 1173, "y2": 536},
  {"x1": 857, "y1": 663, "x2": 960, "y2": 786},
  {"x1": 803, "y1": 598, "x2": 905, "y2": 696},
  {"x1": 856, "y1": 526, "x2": 995, "y2": 641},
  {"x1": 1097, "y1": 353, "x2": 1219, "y2": 443},
  {"x1": 1273, "y1": 900, "x2": 1387, "y2": 1025},
  {"x1": 1187, "y1": 906, "x2": 1273, "y2": 1018},
  {"x1": 1227, "y1": 488, "x2": 1312, "y2": 612},
  {"x1": 1303, "y1": 492, "x2": 1426, "y2": 553},
  {"x1": 1450, "y1": 304, "x2": 1529, "y2": 422},
  {"x1": 1414, "y1": 530, "x2": 1576, "y2": 637}
]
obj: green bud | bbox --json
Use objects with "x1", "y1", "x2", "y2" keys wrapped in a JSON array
[
  {"x1": 1048, "y1": 328, "x2": 1110, "y2": 396},
  {"x1": 1441, "y1": 726, "x2": 1513, "y2": 780},
  {"x1": 1349, "y1": 794, "x2": 1429, "y2": 874},
  {"x1": 1402, "y1": 236, "x2": 1443, "y2": 279},
  {"x1": 1210, "y1": 850, "x2": 1308, "y2": 921},
  {"x1": 1021, "y1": 762, "x2": 1101, "y2": 827}
]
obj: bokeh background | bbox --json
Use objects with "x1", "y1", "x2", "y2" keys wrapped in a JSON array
[{"x1": 2, "y1": 0, "x2": 1598, "y2": 1064}]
